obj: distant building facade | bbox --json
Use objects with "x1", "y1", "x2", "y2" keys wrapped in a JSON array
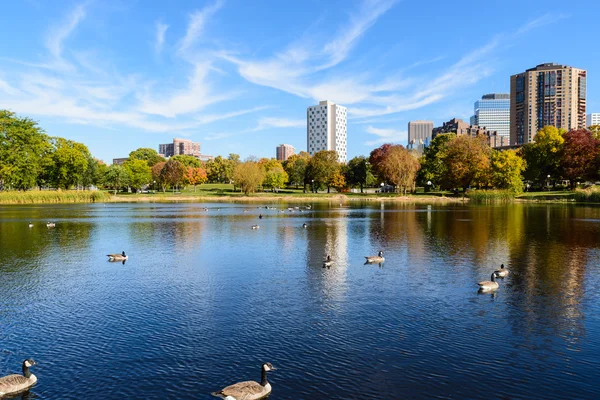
[
  {"x1": 307, "y1": 100, "x2": 347, "y2": 162},
  {"x1": 432, "y1": 118, "x2": 507, "y2": 148},
  {"x1": 587, "y1": 113, "x2": 600, "y2": 127},
  {"x1": 510, "y1": 63, "x2": 587, "y2": 145},
  {"x1": 470, "y1": 93, "x2": 510, "y2": 139},
  {"x1": 159, "y1": 138, "x2": 201, "y2": 158},
  {"x1": 112, "y1": 158, "x2": 128, "y2": 165},
  {"x1": 408, "y1": 121, "x2": 433, "y2": 146},
  {"x1": 276, "y1": 144, "x2": 295, "y2": 161}
]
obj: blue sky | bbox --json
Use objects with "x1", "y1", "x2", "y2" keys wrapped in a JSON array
[{"x1": 0, "y1": 0, "x2": 598, "y2": 163}]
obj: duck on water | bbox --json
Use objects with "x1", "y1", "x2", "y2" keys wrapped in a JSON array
[
  {"x1": 212, "y1": 362, "x2": 276, "y2": 400},
  {"x1": 0, "y1": 359, "x2": 37, "y2": 397}
]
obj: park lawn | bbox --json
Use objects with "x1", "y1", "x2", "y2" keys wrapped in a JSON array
[{"x1": 516, "y1": 191, "x2": 575, "y2": 201}]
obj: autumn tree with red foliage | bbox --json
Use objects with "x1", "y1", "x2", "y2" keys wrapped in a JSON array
[
  {"x1": 368, "y1": 143, "x2": 393, "y2": 182},
  {"x1": 561, "y1": 129, "x2": 600, "y2": 189}
]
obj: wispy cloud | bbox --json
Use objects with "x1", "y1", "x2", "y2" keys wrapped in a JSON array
[
  {"x1": 364, "y1": 126, "x2": 407, "y2": 146},
  {"x1": 178, "y1": 0, "x2": 224, "y2": 54},
  {"x1": 195, "y1": 106, "x2": 270, "y2": 124},
  {"x1": 45, "y1": 3, "x2": 86, "y2": 70},
  {"x1": 516, "y1": 13, "x2": 569, "y2": 35},
  {"x1": 155, "y1": 22, "x2": 168, "y2": 54},
  {"x1": 138, "y1": 63, "x2": 234, "y2": 118}
]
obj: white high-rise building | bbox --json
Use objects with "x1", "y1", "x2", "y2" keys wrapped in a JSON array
[
  {"x1": 307, "y1": 100, "x2": 347, "y2": 162},
  {"x1": 587, "y1": 113, "x2": 600, "y2": 127}
]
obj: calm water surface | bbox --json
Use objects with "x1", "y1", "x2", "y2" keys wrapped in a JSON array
[{"x1": 1, "y1": 202, "x2": 600, "y2": 399}]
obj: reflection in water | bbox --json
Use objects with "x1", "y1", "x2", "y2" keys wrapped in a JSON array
[{"x1": 1, "y1": 202, "x2": 600, "y2": 398}]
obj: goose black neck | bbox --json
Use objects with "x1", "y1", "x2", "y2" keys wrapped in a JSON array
[
  {"x1": 261, "y1": 368, "x2": 268, "y2": 386},
  {"x1": 22, "y1": 364, "x2": 31, "y2": 378}
]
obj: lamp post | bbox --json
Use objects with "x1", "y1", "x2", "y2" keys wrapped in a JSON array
[
  {"x1": 153, "y1": 180, "x2": 156, "y2": 192},
  {"x1": 547, "y1": 174, "x2": 551, "y2": 190},
  {"x1": 380, "y1": 182, "x2": 385, "y2": 193},
  {"x1": 312, "y1": 179, "x2": 315, "y2": 193}
]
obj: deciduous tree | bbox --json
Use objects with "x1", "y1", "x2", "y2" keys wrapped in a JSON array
[
  {"x1": 306, "y1": 150, "x2": 340, "y2": 193},
  {"x1": 233, "y1": 161, "x2": 265, "y2": 194},
  {"x1": 346, "y1": 155, "x2": 374, "y2": 193},
  {"x1": 49, "y1": 138, "x2": 91, "y2": 189},
  {"x1": 283, "y1": 152, "x2": 310, "y2": 191},
  {"x1": 184, "y1": 167, "x2": 208, "y2": 192},
  {"x1": 160, "y1": 159, "x2": 186, "y2": 191},
  {"x1": 152, "y1": 161, "x2": 166, "y2": 192},
  {"x1": 128, "y1": 148, "x2": 166, "y2": 167},
  {"x1": 560, "y1": 129, "x2": 599, "y2": 189},
  {"x1": 520, "y1": 126, "x2": 565, "y2": 185},
  {"x1": 103, "y1": 164, "x2": 131, "y2": 194},
  {"x1": 417, "y1": 133, "x2": 455, "y2": 189},
  {"x1": 172, "y1": 155, "x2": 201, "y2": 168},
  {"x1": 124, "y1": 159, "x2": 152, "y2": 192},
  {"x1": 380, "y1": 145, "x2": 421, "y2": 194},
  {"x1": 489, "y1": 150, "x2": 526, "y2": 193},
  {"x1": 441, "y1": 135, "x2": 490, "y2": 191}
]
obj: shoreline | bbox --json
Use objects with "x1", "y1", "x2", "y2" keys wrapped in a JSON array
[{"x1": 107, "y1": 194, "x2": 468, "y2": 204}]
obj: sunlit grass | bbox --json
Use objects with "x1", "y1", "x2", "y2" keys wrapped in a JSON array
[
  {"x1": 467, "y1": 190, "x2": 515, "y2": 204},
  {"x1": 0, "y1": 190, "x2": 111, "y2": 204}
]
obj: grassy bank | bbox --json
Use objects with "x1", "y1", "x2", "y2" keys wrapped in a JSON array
[
  {"x1": 574, "y1": 187, "x2": 600, "y2": 203},
  {"x1": 0, "y1": 190, "x2": 112, "y2": 204},
  {"x1": 467, "y1": 190, "x2": 515, "y2": 204}
]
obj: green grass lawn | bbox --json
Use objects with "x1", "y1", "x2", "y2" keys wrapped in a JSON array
[{"x1": 516, "y1": 190, "x2": 575, "y2": 200}]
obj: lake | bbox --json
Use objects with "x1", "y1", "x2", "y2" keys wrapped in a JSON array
[{"x1": 1, "y1": 202, "x2": 599, "y2": 399}]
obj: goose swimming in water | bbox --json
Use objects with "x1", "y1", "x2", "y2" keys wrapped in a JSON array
[
  {"x1": 494, "y1": 264, "x2": 509, "y2": 278},
  {"x1": 478, "y1": 273, "x2": 499, "y2": 292},
  {"x1": 251, "y1": 225, "x2": 260, "y2": 230},
  {"x1": 28, "y1": 223, "x2": 33, "y2": 228},
  {"x1": 365, "y1": 251, "x2": 385, "y2": 263},
  {"x1": 323, "y1": 255, "x2": 333, "y2": 268},
  {"x1": 302, "y1": 223, "x2": 307, "y2": 229},
  {"x1": 107, "y1": 251, "x2": 128, "y2": 261},
  {"x1": 46, "y1": 222, "x2": 55, "y2": 228},
  {"x1": 0, "y1": 359, "x2": 37, "y2": 397},
  {"x1": 212, "y1": 362, "x2": 276, "y2": 400}
]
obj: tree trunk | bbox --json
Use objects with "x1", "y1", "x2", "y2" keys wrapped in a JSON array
[
  {"x1": 360, "y1": 183, "x2": 363, "y2": 193},
  {"x1": 327, "y1": 186, "x2": 330, "y2": 194}
]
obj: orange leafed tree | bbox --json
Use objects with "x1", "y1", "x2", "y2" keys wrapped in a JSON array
[{"x1": 185, "y1": 167, "x2": 208, "y2": 192}]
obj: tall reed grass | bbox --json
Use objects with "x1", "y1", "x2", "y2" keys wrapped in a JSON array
[
  {"x1": 574, "y1": 187, "x2": 600, "y2": 203},
  {"x1": 467, "y1": 190, "x2": 515, "y2": 204},
  {"x1": 0, "y1": 190, "x2": 111, "y2": 204}
]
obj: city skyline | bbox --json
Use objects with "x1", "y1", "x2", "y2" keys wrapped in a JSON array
[{"x1": 0, "y1": 0, "x2": 599, "y2": 163}]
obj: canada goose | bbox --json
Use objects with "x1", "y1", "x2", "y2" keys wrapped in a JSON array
[
  {"x1": 478, "y1": 273, "x2": 499, "y2": 291},
  {"x1": 0, "y1": 359, "x2": 37, "y2": 397},
  {"x1": 365, "y1": 251, "x2": 385, "y2": 263},
  {"x1": 302, "y1": 223, "x2": 307, "y2": 229},
  {"x1": 212, "y1": 362, "x2": 276, "y2": 400},
  {"x1": 107, "y1": 251, "x2": 128, "y2": 261},
  {"x1": 28, "y1": 223, "x2": 33, "y2": 228},
  {"x1": 46, "y1": 222, "x2": 55, "y2": 228},
  {"x1": 306, "y1": 205, "x2": 312, "y2": 209},
  {"x1": 251, "y1": 225, "x2": 260, "y2": 230},
  {"x1": 323, "y1": 255, "x2": 333, "y2": 268},
  {"x1": 494, "y1": 264, "x2": 509, "y2": 278},
  {"x1": 259, "y1": 214, "x2": 263, "y2": 219}
]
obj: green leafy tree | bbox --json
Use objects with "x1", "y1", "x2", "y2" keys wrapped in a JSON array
[
  {"x1": 283, "y1": 151, "x2": 310, "y2": 191},
  {"x1": 441, "y1": 135, "x2": 491, "y2": 191},
  {"x1": 417, "y1": 133, "x2": 455, "y2": 189},
  {"x1": 0, "y1": 110, "x2": 53, "y2": 190},
  {"x1": 233, "y1": 161, "x2": 265, "y2": 194},
  {"x1": 124, "y1": 159, "x2": 152, "y2": 192},
  {"x1": 160, "y1": 159, "x2": 186, "y2": 191},
  {"x1": 346, "y1": 155, "x2": 374, "y2": 193},
  {"x1": 128, "y1": 148, "x2": 166, "y2": 167},
  {"x1": 103, "y1": 164, "x2": 131, "y2": 194},
  {"x1": 489, "y1": 150, "x2": 526, "y2": 193},
  {"x1": 587, "y1": 125, "x2": 600, "y2": 140},
  {"x1": 49, "y1": 138, "x2": 91, "y2": 189},
  {"x1": 306, "y1": 150, "x2": 340, "y2": 193},
  {"x1": 206, "y1": 155, "x2": 237, "y2": 183},
  {"x1": 330, "y1": 170, "x2": 347, "y2": 192},
  {"x1": 172, "y1": 155, "x2": 201, "y2": 168},
  {"x1": 520, "y1": 126, "x2": 565, "y2": 185},
  {"x1": 262, "y1": 159, "x2": 288, "y2": 191}
]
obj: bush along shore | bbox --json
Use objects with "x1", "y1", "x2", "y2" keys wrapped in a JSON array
[
  {"x1": 0, "y1": 190, "x2": 111, "y2": 204},
  {"x1": 574, "y1": 187, "x2": 600, "y2": 203},
  {"x1": 467, "y1": 190, "x2": 516, "y2": 204}
]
